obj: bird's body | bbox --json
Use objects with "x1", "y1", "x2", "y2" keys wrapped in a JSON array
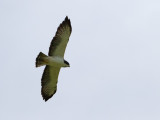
[
  {"x1": 47, "y1": 56, "x2": 69, "y2": 67},
  {"x1": 36, "y1": 16, "x2": 72, "y2": 101},
  {"x1": 37, "y1": 53, "x2": 69, "y2": 67}
]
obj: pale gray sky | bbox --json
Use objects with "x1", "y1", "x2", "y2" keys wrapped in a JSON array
[{"x1": 1, "y1": 0, "x2": 160, "y2": 120}]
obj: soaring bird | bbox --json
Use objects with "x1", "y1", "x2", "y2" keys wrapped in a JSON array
[{"x1": 35, "y1": 16, "x2": 72, "y2": 101}]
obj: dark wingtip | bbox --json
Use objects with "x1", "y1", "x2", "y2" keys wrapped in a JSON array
[
  {"x1": 64, "y1": 16, "x2": 72, "y2": 32},
  {"x1": 41, "y1": 89, "x2": 57, "y2": 102},
  {"x1": 42, "y1": 93, "x2": 54, "y2": 102},
  {"x1": 65, "y1": 16, "x2": 68, "y2": 20},
  {"x1": 55, "y1": 16, "x2": 72, "y2": 35}
]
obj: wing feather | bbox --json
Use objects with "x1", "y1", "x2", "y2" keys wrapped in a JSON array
[
  {"x1": 41, "y1": 65, "x2": 61, "y2": 101},
  {"x1": 48, "y1": 16, "x2": 72, "y2": 57}
]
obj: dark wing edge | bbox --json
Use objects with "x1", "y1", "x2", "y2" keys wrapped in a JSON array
[
  {"x1": 56, "y1": 16, "x2": 72, "y2": 35},
  {"x1": 48, "y1": 16, "x2": 72, "y2": 56},
  {"x1": 41, "y1": 66, "x2": 60, "y2": 102}
]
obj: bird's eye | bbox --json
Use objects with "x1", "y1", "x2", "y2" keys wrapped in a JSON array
[{"x1": 64, "y1": 60, "x2": 69, "y2": 65}]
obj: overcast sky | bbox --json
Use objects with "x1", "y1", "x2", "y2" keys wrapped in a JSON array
[{"x1": 1, "y1": 0, "x2": 160, "y2": 120}]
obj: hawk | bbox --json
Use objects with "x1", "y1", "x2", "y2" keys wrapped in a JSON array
[{"x1": 35, "y1": 16, "x2": 72, "y2": 101}]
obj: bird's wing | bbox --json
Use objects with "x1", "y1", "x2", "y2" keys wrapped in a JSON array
[
  {"x1": 48, "y1": 16, "x2": 72, "y2": 57},
  {"x1": 41, "y1": 65, "x2": 61, "y2": 101}
]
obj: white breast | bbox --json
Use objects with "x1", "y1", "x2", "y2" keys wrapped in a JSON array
[{"x1": 47, "y1": 56, "x2": 64, "y2": 67}]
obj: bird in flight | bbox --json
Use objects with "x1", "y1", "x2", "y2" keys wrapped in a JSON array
[{"x1": 35, "y1": 16, "x2": 72, "y2": 101}]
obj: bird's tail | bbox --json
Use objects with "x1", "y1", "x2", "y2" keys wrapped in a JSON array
[{"x1": 36, "y1": 52, "x2": 48, "y2": 67}]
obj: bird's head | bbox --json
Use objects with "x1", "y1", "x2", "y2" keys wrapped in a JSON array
[{"x1": 64, "y1": 60, "x2": 70, "y2": 67}]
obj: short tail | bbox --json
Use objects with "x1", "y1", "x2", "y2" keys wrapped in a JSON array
[{"x1": 36, "y1": 52, "x2": 48, "y2": 67}]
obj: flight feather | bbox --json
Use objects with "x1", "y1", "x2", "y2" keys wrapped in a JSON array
[{"x1": 48, "y1": 16, "x2": 72, "y2": 57}]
